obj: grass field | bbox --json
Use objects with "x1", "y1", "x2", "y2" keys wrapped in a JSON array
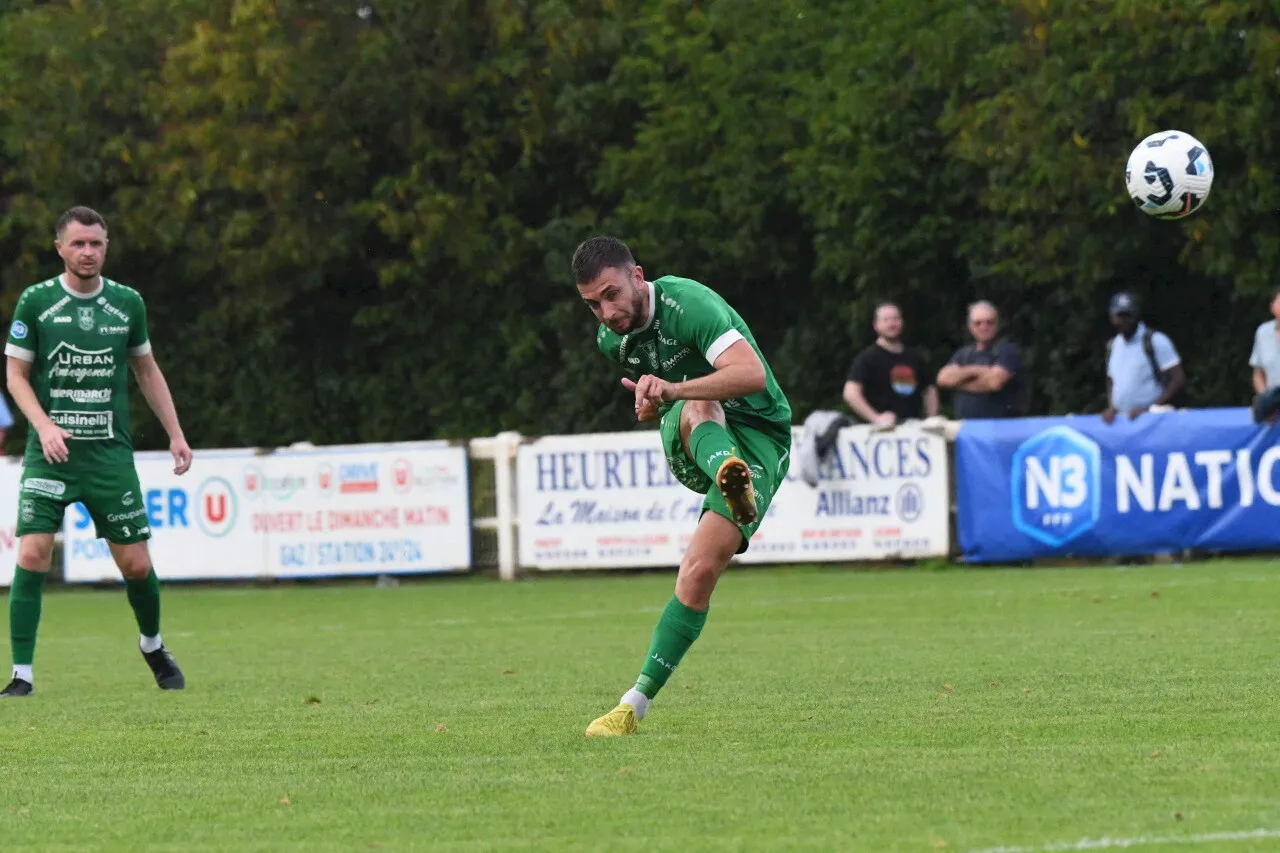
[{"x1": 4, "y1": 560, "x2": 1280, "y2": 852}]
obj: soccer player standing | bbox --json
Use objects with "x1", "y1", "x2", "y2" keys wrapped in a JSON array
[
  {"x1": 1, "y1": 207, "x2": 192, "y2": 697},
  {"x1": 574, "y1": 237, "x2": 792, "y2": 736}
]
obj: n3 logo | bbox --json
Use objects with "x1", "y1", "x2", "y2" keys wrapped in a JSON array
[{"x1": 1011, "y1": 426, "x2": 1101, "y2": 547}]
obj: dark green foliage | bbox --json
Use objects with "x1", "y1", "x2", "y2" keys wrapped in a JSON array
[{"x1": 0, "y1": 0, "x2": 1274, "y2": 448}]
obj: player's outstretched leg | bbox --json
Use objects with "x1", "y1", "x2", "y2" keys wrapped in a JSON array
[
  {"x1": 586, "y1": 400, "x2": 746, "y2": 737},
  {"x1": 3, "y1": 535, "x2": 55, "y2": 698},
  {"x1": 585, "y1": 511, "x2": 741, "y2": 736},
  {"x1": 110, "y1": 542, "x2": 184, "y2": 690}
]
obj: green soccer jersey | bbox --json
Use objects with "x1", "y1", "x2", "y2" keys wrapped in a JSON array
[
  {"x1": 4, "y1": 275, "x2": 151, "y2": 469},
  {"x1": 597, "y1": 275, "x2": 791, "y2": 443}
]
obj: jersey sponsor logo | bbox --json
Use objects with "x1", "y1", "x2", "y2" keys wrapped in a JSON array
[
  {"x1": 122, "y1": 490, "x2": 135, "y2": 506},
  {"x1": 50, "y1": 410, "x2": 114, "y2": 440},
  {"x1": 96, "y1": 297, "x2": 130, "y2": 323},
  {"x1": 661, "y1": 348, "x2": 692, "y2": 371},
  {"x1": 37, "y1": 296, "x2": 71, "y2": 322},
  {"x1": 48, "y1": 342, "x2": 116, "y2": 382},
  {"x1": 107, "y1": 506, "x2": 148, "y2": 523},
  {"x1": 23, "y1": 478, "x2": 66, "y2": 497},
  {"x1": 10, "y1": 321, "x2": 27, "y2": 339},
  {"x1": 50, "y1": 388, "x2": 112, "y2": 404},
  {"x1": 77, "y1": 306, "x2": 95, "y2": 331},
  {"x1": 53, "y1": 316, "x2": 72, "y2": 324},
  {"x1": 99, "y1": 325, "x2": 129, "y2": 335}
]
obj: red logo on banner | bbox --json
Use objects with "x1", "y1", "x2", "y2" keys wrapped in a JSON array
[
  {"x1": 317, "y1": 464, "x2": 334, "y2": 496},
  {"x1": 393, "y1": 458, "x2": 412, "y2": 493}
]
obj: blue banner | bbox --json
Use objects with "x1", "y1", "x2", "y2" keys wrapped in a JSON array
[{"x1": 955, "y1": 408, "x2": 1280, "y2": 562}]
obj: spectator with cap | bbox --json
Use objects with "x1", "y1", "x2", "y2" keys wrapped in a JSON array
[
  {"x1": 1249, "y1": 287, "x2": 1280, "y2": 423},
  {"x1": 1102, "y1": 291, "x2": 1185, "y2": 424},
  {"x1": 936, "y1": 300, "x2": 1026, "y2": 419}
]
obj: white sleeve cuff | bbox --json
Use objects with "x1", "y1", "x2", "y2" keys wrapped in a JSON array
[
  {"x1": 4, "y1": 344, "x2": 34, "y2": 362},
  {"x1": 705, "y1": 329, "x2": 745, "y2": 366},
  {"x1": 128, "y1": 341, "x2": 153, "y2": 358},
  {"x1": 1158, "y1": 355, "x2": 1181, "y2": 372}
]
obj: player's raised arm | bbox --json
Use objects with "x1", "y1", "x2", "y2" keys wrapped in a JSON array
[{"x1": 623, "y1": 340, "x2": 765, "y2": 411}]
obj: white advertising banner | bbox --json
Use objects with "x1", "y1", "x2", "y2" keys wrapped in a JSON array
[
  {"x1": 0, "y1": 458, "x2": 24, "y2": 587},
  {"x1": 517, "y1": 425, "x2": 949, "y2": 569},
  {"x1": 63, "y1": 442, "x2": 470, "y2": 583}
]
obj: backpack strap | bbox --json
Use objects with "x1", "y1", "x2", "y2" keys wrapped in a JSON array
[{"x1": 1142, "y1": 328, "x2": 1164, "y2": 385}]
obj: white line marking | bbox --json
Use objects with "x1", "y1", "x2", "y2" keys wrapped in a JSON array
[{"x1": 970, "y1": 828, "x2": 1280, "y2": 853}]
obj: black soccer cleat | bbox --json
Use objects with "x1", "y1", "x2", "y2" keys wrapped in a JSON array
[
  {"x1": 0, "y1": 678, "x2": 33, "y2": 698},
  {"x1": 141, "y1": 646, "x2": 185, "y2": 690}
]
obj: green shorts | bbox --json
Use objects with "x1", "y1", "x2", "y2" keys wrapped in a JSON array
[
  {"x1": 659, "y1": 401, "x2": 791, "y2": 552},
  {"x1": 17, "y1": 465, "x2": 151, "y2": 544}
]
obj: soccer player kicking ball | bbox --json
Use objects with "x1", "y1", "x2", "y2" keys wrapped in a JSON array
[
  {"x1": 574, "y1": 237, "x2": 792, "y2": 736},
  {"x1": 1, "y1": 207, "x2": 193, "y2": 698}
]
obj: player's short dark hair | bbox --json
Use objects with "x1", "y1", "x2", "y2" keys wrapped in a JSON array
[
  {"x1": 873, "y1": 301, "x2": 900, "y2": 319},
  {"x1": 55, "y1": 206, "x2": 108, "y2": 239},
  {"x1": 571, "y1": 236, "x2": 635, "y2": 285}
]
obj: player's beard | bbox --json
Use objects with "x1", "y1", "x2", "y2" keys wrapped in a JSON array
[
  {"x1": 607, "y1": 287, "x2": 647, "y2": 334},
  {"x1": 622, "y1": 286, "x2": 646, "y2": 333}
]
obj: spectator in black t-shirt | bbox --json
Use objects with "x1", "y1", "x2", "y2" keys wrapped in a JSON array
[
  {"x1": 843, "y1": 302, "x2": 937, "y2": 426},
  {"x1": 936, "y1": 301, "x2": 1026, "y2": 419}
]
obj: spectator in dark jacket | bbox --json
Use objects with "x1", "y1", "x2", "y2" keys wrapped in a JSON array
[{"x1": 936, "y1": 301, "x2": 1025, "y2": 419}]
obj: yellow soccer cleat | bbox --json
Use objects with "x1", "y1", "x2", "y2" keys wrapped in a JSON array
[
  {"x1": 716, "y1": 456, "x2": 758, "y2": 526},
  {"x1": 585, "y1": 703, "x2": 638, "y2": 737}
]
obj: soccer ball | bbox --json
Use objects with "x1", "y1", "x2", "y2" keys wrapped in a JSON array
[{"x1": 1124, "y1": 130, "x2": 1214, "y2": 219}]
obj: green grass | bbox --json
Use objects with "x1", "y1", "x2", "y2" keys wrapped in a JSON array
[{"x1": 5, "y1": 560, "x2": 1280, "y2": 852}]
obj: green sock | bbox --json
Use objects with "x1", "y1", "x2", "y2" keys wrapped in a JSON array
[
  {"x1": 10, "y1": 566, "x2": 47, "y2": 667},
  {"x1": 634, "y1": 596, "x2": 708, "y2": 699},
  {"x1": 689, "y1": 421, "x2": 737, "y2": 482},
  {"x1": 125, "y1": 569, "x2": 162, "y2": 639}
]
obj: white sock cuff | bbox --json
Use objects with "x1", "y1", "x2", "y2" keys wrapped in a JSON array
[
  {"x1": 621, "y1": 688, "x2": 651, "y2": 720},
  {"x1": 139, "y1": 634, "x2": 163, "y2": 653}
]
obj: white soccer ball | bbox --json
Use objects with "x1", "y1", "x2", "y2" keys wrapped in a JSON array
[{"x1": 1124, "y1": 130, "x2": 1214, "y2": 219}]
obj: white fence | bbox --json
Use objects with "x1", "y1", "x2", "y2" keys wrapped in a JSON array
[{"x1": 0, "y1": 425, "x2": 954, "y2": 585}]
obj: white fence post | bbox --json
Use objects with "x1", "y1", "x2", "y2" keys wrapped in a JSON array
[
  {"x1": 468, "y1": 431, "x2": 523, "y2": 580},
  {"x1": 493, "y1": 431, "x2": 521, "y2": 580}
]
